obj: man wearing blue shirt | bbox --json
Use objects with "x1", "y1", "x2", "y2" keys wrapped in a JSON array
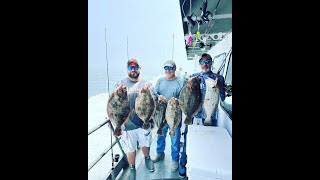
[{"x1": 191, "y1": 53, "x2": 226, "y2": 126}]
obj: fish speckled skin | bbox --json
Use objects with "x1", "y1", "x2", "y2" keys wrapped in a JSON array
[
  {"x1": 178, "y1": 76, "x2": 202, "y2": 125},
  {"x1": 154, "y1": 100, "x2": 167, "y2": 135},
  {"x1": 203, "y1": 78, "x2": 220, "y2": 125},
  {"x1": 165, "y1": 97, "x2": 182, "y2": 136},
  {"x1": 135, "y1": 84, "x2": 156, "y2": 129},
  {"x1": 107, "y1": 85, "x2": 131, "y2": 136}
]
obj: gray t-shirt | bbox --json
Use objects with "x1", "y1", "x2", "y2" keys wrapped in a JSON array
[
  {"x1": 114, "y1": 77, "x2": 158, "y2": 131},
  {"x1": 155, "y1": 76, "x2": 185, "y2": 101}
]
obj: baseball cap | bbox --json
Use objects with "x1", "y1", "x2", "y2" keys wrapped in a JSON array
[
  {"x1": 163, "y1": 60, "x2": 176, "y2": 67},
  {"x1": 199, "y1": 53, "x2": 212, "y2": 62},
  {"x1": 127, "y1": 58, "x2": 139, "y2": 66}
]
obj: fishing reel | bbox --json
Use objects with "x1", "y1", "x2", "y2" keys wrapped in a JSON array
[{"x1": 114, "y1": 154, "x2": 120, "y2": 162}]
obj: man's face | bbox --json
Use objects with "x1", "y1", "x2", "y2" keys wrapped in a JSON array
[
  {"x1": 164, "y1": 66, "x2": 176, "y2": 78},
  {"x1": 199, "y1": 58, "x2": 212, "y2": 73},
  {"x1": 127, "y1": 65, "x2": 140, "y2": 79}
]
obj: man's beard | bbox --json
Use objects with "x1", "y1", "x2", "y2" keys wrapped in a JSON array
[
  {"x1": 129, "y1": 72, "x2": 140, "y2": 79},
  {"x1": 201, "y1": 67, "x2": 211, "y2": 73}
]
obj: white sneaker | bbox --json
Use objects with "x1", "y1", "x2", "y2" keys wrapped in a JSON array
[{"x1": 171, "y1": 161, "x2": 179, "y2": 172}]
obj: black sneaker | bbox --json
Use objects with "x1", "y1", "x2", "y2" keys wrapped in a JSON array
[{"x1": 145, "y1": 156, "x2": 155, "y2": 172}]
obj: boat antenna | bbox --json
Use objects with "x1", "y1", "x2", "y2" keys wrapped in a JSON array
[{"x1": 105, "y1": 27, "x2": 115, "y2": 178}]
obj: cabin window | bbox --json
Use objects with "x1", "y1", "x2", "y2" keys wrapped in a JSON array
[{"x1": 220, "y1": 53, "x2": 232, "y2": 119}]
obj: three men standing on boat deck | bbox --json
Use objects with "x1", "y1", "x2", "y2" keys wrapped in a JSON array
[
  {"x1": 152, "y1": 60, "x2": 186, "y2": 173},
  {"x1": 114, "y1": 58, "x2": 158, "y2": 179},
  {"x1": 191, "y1": 53, "x2": 226, "y2": 126}
]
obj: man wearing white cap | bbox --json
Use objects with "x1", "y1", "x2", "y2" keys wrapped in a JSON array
[{"x1": 152, "y1": 60, "x2": 185, "y2": 173}]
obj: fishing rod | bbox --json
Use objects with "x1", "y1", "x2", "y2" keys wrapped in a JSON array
[
  {"x1": 105, "y1": 27, "x2": 115, "y2": 180},
  {"x1": 127, "y1": 35, "x2": 129, "y2": 60},
  {"x1": 217, "y1": 47, "x2": 232, "y2": 75},
  {"x1": 172, "y1": 33, "x2": 174, "y2": 61}
]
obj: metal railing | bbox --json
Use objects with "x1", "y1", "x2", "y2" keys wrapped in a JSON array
[{"x1": 88, "y1": 119, "x2": 128, "y2": 177}]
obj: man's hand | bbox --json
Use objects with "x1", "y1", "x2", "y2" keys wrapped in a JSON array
[{"x1": 158, "y1": 95, "x2": 166, "y2": 102}]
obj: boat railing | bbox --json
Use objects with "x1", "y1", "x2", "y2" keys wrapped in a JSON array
[{"x1": 88, "y1": 119, "x2": 128, "y2": 180}]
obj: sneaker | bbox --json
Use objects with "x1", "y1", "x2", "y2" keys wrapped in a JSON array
[
  {"x1": 171, "y1": 161, "x2": 179, "y2": 172},
  {"x1": 152, "y1": 152, "x2": 165, "y2": 163},
  {"x1": 178, "y1": 166, "x2": 186, "y2": 178},
  {"x1": 145, "y1": 156, "x2": 155, "y2": 172},
  {"x1": 128, "y1": 164, "x2": 136, "y2": 180}
]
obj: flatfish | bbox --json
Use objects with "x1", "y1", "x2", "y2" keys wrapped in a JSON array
[
  {"x1": 135, "y1": 84, "x2": 156, "y2": 129},
  {"x1": 154, "y1": 100, "x2": 167, "y2": 136},
  {"x1": 203, "y1": 78, "x2": 220, "y2": 125},
  {"x1": 179, "y1": 76, "x2": 202, "y2": 125},
  {"x1": 107, "y1": 84, "x2": 131, "y2": 136},
  {"x1": 165, "y1": 97, "x2": 182, "y2": 136}
]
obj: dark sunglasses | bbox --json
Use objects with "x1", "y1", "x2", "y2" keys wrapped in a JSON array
[
  {"x1": 164, "y1": 66, "x2": 174, "y2": 70},
  {"x1": 199, "y1": 59, "x2": 211, "y2": 65},
  {"x1": 127, "y1": 66, "x2": 139, "y2": 71}
]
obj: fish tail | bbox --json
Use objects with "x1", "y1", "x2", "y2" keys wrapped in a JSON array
[
  {"x1": 142, "y1": 123, "x2": 150, "y2": 130},
  {"x1": 113, "y1": 127, "x2": 122, "y2": 136},
  {"x1": 184, "y1": 117, "x2": 192, "y2": 125},
  {"x1": 157, "y1": 128, "x2": 164, "y2": 136},
  {"x1": 203, "y1": 117, "x2": 212, "y2": 126},
  {"x1": 169, "y1": 129, "x2": 175, "y2": 136}
]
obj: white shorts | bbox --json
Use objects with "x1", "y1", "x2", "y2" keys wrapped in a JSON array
[{"x1": 119, "y1": 127, "x2": 152, "y2": 153}]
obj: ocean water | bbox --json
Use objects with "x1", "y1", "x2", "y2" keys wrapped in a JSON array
[{"x1": 88, "y1": 65, "x2": 162, "y2": 180}]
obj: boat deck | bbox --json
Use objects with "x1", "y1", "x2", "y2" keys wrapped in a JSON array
[{"x1": 117, "y1": 123, "x2": 188, "y2": 180}]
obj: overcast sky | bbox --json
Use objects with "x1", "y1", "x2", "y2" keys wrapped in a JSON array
[{"x1": 88, "y1": 0, "x2": 195, "y2": 79}]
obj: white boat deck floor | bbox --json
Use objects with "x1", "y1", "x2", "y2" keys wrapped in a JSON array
[{"x1": 117, "y1": 123, "x2": 187, "y2": 180}]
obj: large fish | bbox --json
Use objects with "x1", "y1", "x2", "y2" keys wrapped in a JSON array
[
  {"x1": 135, "y1": 84, "x2": 156, "y2": 129},
  {"x1": 154, "y1": 100, "x2": 167, "y2": 136},
  {"x1": 179, "y1": 76, "x2": 202, "y2": 125},
  {"x1": 107, "y1": 84, "x2": 131, "y2": 136},
  {"x1": 165, "y1": 97, "x2": 182, "y2": 136},
  {"x1": 203, "y1": 78, "x2": 220, "y2": 125}
]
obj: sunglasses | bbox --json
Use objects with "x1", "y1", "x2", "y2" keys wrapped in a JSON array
[
  {"x1": 127, "y1": 66, "x2": 139, "y2": 71},
  {"x1": 164, "y1": 66, "x2": 174, "y2": 70},
  {"x1": 199, "y1": 59, "x2": 211, "y2": 65}
]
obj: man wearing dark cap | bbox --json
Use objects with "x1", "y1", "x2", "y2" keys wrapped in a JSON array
[
  {"x1": 151, "y1": 60, "x2": 185, "y2": 173},
  {"x1": 113, "y1": 58, "x2": 158, "y2": 179},
  {"x1": 191, "y1": 53, "x2": 226, "y2": 126}
]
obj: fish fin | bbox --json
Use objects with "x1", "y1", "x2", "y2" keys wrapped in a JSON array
[
  {"x1": 121, "y1": 110, "x2": 131, "y2": 126},
  {"x1": 192, "y1": 101, "x2": 203, "y2": 118},
  {"x1": 142, "y1": 122, "x2": 150, "y2": 130},
  {"x1": 150, "y1": 98, "x2": 157, "y2": 119},
  {"x1": 184, "y1": 116, "x2": 192, "y2": 125},
  {"x1": 113, "y1": 127, "x2": 122, "y2": 136},
  {"x1": 169, "y1": 129, "x2": 175, "y2": 136}
]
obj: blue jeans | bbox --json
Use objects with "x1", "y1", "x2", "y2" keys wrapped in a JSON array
[{"x1": 156, "y1": 121, "x2": 182, "y2": 162}]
